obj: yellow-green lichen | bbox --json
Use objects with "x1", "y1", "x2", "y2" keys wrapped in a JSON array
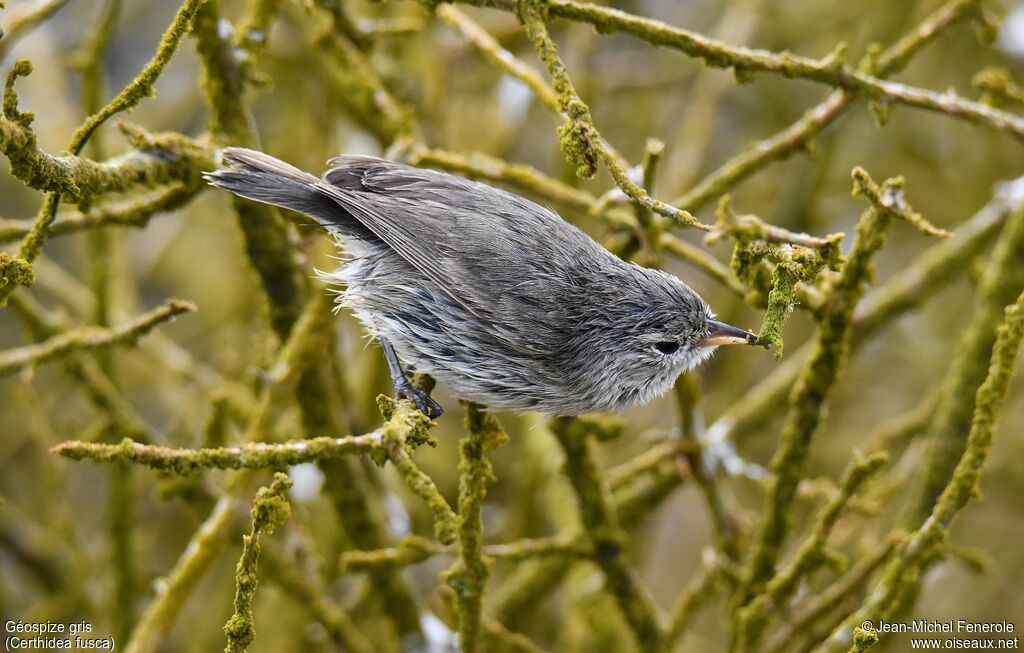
[{"x1": 223, "y1": 473, "x2": 293, "y2": 653}]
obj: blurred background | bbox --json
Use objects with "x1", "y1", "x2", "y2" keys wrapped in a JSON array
[{"x1": 1, "y1": 0, "x2": 1023, "y2": 651}]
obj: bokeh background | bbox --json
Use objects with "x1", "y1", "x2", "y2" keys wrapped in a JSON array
[{"x1": 1, "y1": 0, "x2": 1023, "y2": 651}]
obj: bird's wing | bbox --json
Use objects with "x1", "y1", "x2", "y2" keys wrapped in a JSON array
[{"x1": 312, "y1": 156, "x2": 606, "y2": 321}]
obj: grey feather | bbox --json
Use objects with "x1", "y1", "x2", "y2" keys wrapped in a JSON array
[{"x1": 206, "y1": 147, "x2": 740, "y2": 415}]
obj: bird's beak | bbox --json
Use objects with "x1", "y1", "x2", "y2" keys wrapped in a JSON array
[{"x1": 698, "y1": 319, "x2": 758, "y2": 347}]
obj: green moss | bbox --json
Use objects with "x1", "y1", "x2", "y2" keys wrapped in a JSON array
[
  {"x1": 0, "y1": 251, "x2": 35, "y2": 294},
  {"x1": 250, "y1": 473, "x2": 293, "y2": 535},
  {"x1": 557, "y1": 118, "x2": 598, "y2": 179},
  {"x1": 443, "y1": 404, "x2": 507, "y2": 652},
  {"x1": 757, "y1": 267, "x2": 795, "y2": 359},
  {"x1": 3, "y1": 60, "x2": 35, "y2": 127},
  {"x1": 50, "y1": 433, "x2": 388, "y2": 475},
  {"x1": 377, "y1": 397, "x2": 457, "y2": 544},
  {"x1": 223, "y1": 473, "x2": 292, "y2": 653},
  {"x1": 847, "y1": 627, "x2": 878, "y2": 653},
  {"x1": 0, "y1": 125, "x2": 209, "y2": 202},
  {"x1": 902, "y1": 198, "x2": 1024, "y2": 527},
  {"x1": 737, "y1": 169, "x2": 906, "y2": 608},
  {"x1": 69, "y1": 0, "x2": 205, "y2": 155},
  {"x1": 735, "y1": 452, "x2": 886, "y2": 651}
]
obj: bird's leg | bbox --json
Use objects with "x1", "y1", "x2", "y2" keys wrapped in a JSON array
[{"x1": 380, "y1": 337, "x2": 443, "y2": 418}]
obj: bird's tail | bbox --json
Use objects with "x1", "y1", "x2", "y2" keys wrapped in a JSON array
[{"x1": 204, "y1": 147, "x2": 341, "y2": 224}]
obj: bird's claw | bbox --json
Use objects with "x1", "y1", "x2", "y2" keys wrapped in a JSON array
[{"x1": 396, "y1": 382, "x2": 444, "y2": 419}]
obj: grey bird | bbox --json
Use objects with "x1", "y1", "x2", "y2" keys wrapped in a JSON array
[{"x1": 205, "y1": 147, "x2": 756, "y2": 418}]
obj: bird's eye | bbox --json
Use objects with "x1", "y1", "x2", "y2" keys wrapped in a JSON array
[{"x1": 654, "y1": 341, "x2": 679, "y2": 355}]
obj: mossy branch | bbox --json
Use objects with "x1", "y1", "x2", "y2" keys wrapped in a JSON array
[
  {"x1": 734, "y1": 452, "x2": 887, "y2": 652},
  {"x1": 672, "y1": 0, "x2": 985, "y2": 212},
  {"x1": 513, "y1": 0, "x2": 708, "y2": 231},
  {"x1": 436, "y1": 5, "x2": 560, "y2": 113},
  {"x1": 0, "y1": 104, "x2": 212, "y2": 203},
  {"x1": 379, "y1": 395, "x2": 459, "y2": 544},
  {"x1": 0, "y1": 0, "x2": 208, "y2": 304},
  {"x1": 477, "y1": 0, "x2": 1024, "y2": 139},
  {"x1": 193, "y1": 0, "x2": 308, "y2": 340},
  {"x1": 736, "y1": 168, "x2": 915, "y2": 607},
  {"x1": 261, "y1": 545, "x2": 375, "y2": 653},
  {"x1": 6, "y1": 290, "x2": 163, "y2": 441},
  {"x1": 846, "y1": 627, "x2": 878, "y2": 653},
  {"x1": 314, "y1": 4, "x2": 416, "y2": 145},
  {"x1": 407, "y1": 145, "x2": 596, "y2": 214},
  {"x1": 824, "y1": 289, "x2": 1024, "y2": 652},
  {"x1": 223, "y1": 472, "x2": 292, "y2": 653},
  {"x1": 709, "y1": 176, "x2": 1022, "y2": 448},
  {"x1": 123, "y1": 498, "x2": 237, "y2": 653},
  {"x1": 339, "y1": 534, "x2": 592, "y2": 572},
  {"x1": 762, "y1": 536, "x2": 898, "y2": 653},
  {"x1": 0, "y1": 299, "x2": 195, "y2": 377},
  {"x1": 663, "y1": 553, "x2": 722, "y2": 650},
  {"x1": 901, "y1": 195, "x2": 1024, "y2": 527},
  {"x1": 51, "y1": 434, "x2": 385, "y2": 474},
  {"x1": 0, "y1": 182, "x2": 202, "y2": 245},
  {"x1": 444, "y1": 404, "x2": 508, "y2": 653}
]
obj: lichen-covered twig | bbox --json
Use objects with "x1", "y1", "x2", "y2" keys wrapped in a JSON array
[
  {"x1": 436, "y1": 5, "x2": 560, "y2": 113},
  {"x1": 735, "y1": 168, "x2": 919, "y2": 607},
  {"x1": 671, "y1": 0, "x2": 985, "y2": 212},
  {"x1": 315, "y1": 5, "x2": 416, "y2": 145},
  {"x1": 900, "y1": 198, "x2": 1024, "y2": 527},
  {"x1": 734, "y1": 453, "x2": 887, "y2": 652},
  {"x1": 379, "y1": 396, "x2": 459, "y2": 544},
  {"x1": 662, "y1": 551, "x2": 723, "y2": 650},
  {"x1": 707, "y1": 196, "x2": 844, "y2": 250},
  {"x1": 444, "y1": 404, "x2": 508, "y2": 653},
  {"x1": 67, "y1": 0, "x2": 206, "y2": 157},
  {"x1": 672, "y1": 372, "x2": 744, "y2": 561},
  {"x1": 513, "y1": 0, "x2": 708, "y2": 231},
  {"x1": 845, "y1": 627, "x2": 878, "y2": 653},
  {"x1": 223, "y1": 473, "x2": 292, "y2": 653},
  {"x1": 0, "y1": 299, "x2": 194, "y2": 377},
  {"x1": 340, "y1": 535, "x2": 439, "y2": 572},
  {"x1": 407, "y1": 145, "x2": 597, "y2": 215},
  {"x1": 510, "y1": 0, "x2": 1022, "y2": 139},
  {"x1": 717, "y1": 198, "x2": 843, "y2": 357},
  {"x1": 762, "y1": 537, "x2": 898, "y2": 653},
  {"x1": 0, "y1": 102, "x2": 212, "y2": 204},
  {"x1": 5, "y1": 291, "x2": 162, "y2": 441},
  {"x1": 481, "y1": 617, "x2": 551, "y2": 653},
  {"x1": 0, "y1": 182, "x2": 202, "y2": 245},
  {"x1": 658, "y1": 233, "x2": 747, "y2": 296},
  {"x1": 821, "y1": 290, "x2": 1024, "y2": 652},
  {"x1": 340, "y1": 534, "x2": 592, "y2": 573},
  {"x1": 0, "y1": 0, "x2": 208, "y2": 305},
  {"x1": 706, "y1": 177, "x2": 1023, "y2": 448},
  {"x1": 51, "y1": 433, "x2": 384, "y2": 474},
  {"x1": 192, "y1": 0, "x2": 307, "y2": 340}
]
